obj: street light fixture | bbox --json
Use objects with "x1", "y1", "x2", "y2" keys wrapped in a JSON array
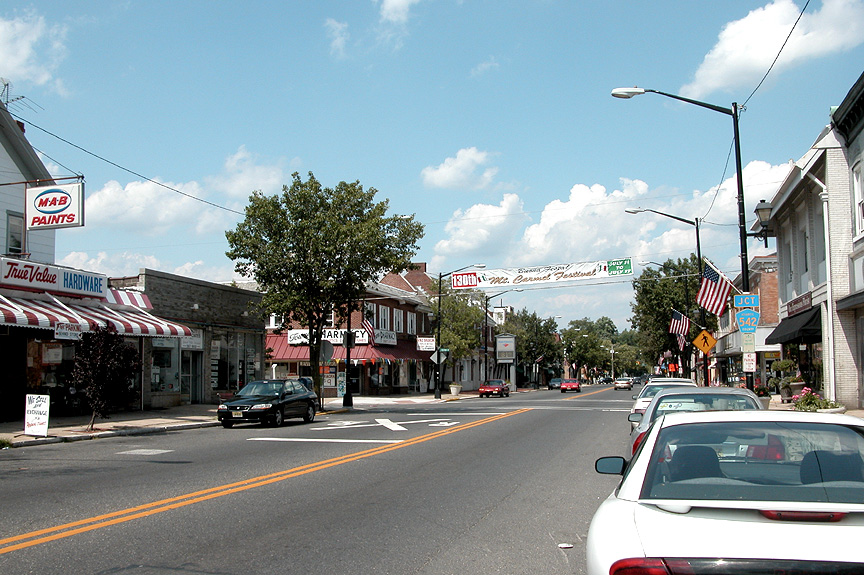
[
  {"x1": 435, "y1": 263, "x2": 486, "y2": 399},
  {"x1": 483, "y1": 288, "x2": 522, "y2": 381},
  {"x1": 612, "y1": 86, "x2": 750, "y2": 295},
  {"x1": 628, "y1": 208, "x2": 709, "y2": 386}
]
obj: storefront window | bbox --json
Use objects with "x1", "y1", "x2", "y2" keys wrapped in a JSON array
[
  {"x1": 210, "y1": 329, "x2": 263, "y2": 391},
  {"x1": 151, "y1": 338, "x2": 180, "y2": 393}
]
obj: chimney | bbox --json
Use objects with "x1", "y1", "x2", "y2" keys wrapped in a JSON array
[{"x1": 16, "y1": 120, "x2": 25, "y2": 133}]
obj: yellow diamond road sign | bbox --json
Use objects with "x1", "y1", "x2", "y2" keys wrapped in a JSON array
[{"x1": 693, "y1": 330, "x2": 717, "y2": 354}]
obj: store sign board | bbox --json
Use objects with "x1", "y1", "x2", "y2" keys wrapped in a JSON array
[
  {"x1": 24, "y1": 394, "x2": 50, "y2": 437},
  {"x1": 25, "y1": 182, "x2": 85, "y2": 230},
  {"x1": 416, "y1": 336, "x2": 436, "y2": 351},
  {"x1": 0, "y1": 257, "x2": 107, "y2": 297},
  {"x1": 55, "y1": 322, "x2": 83, "y2": 340},
  {"x1": 496, "y1": 334, "x2": 516, "y2": 363}
]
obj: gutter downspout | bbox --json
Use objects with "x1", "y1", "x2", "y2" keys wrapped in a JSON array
[{"x1": 807, "y1": 173, "x2": 836, "y2": 402}]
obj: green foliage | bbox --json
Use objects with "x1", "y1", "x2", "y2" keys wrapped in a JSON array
[
  {"x1": 68, "y1": 326, "x2": 141, "y2": 430},
  {"x1": 630, "y1": 255, "x2": 714, "y2": 371},
  {"x1": 226, "y1": 172, "x2": 424, "y2": 396},
  {"x1": 498, "y1": 308, "x2": 564, "y2": 381},
  {"x1": 437, "y1": 282, "x2": 486, "y2": 363}
]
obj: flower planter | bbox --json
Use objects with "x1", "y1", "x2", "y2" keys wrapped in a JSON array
[
  {"x1": 759, "y1": 396, "x2": 771, "y2": 410},
  {"x1": 816, "y1": 406, "x2": 847, "y2": 414},
  {"x1": 449, "y1": 384, "x2": 462, "y2": 396}
]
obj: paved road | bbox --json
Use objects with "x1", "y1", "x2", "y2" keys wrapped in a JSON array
[{"x1": 0, "y1": 387, "x2": 630, "y2": 574}]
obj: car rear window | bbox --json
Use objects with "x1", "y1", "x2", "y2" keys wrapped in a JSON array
[
  {"x1": 652, "y1": 394, "x2": 759, "y2": 417},
  {"x1": 640, "y1": 421, "x2": 864, "y2": 504}
]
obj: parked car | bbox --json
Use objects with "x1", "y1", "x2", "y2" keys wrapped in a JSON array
[
  {"x1": 548, "y1": 378, "x2": 562, "y2": 390},
  {"x1": 599, "y1": 376, "x2": 613, "y2": 384},
  {"x1": 587, "y1": 410, "x2": 864, "y2": 575},
  {"x1": 613, "y1": 377, "x2": 633, "y2": 391},
  {"x1": 560, "y1": 379, "x2": 582, "y2": 393},
  {"x1": 629, "y1": 378, "x2": 697, "y2": 430},
  {"x1": 479, "y1": 379, "x2": 510, "y2": 398},
  {"x1": 628, "y1": 386, "x2": 763, "y2": 455},
  {"x1": 217, "y1": 379, "x2": 318, "y2": 428}
]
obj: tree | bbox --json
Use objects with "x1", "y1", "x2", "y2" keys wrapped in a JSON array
[
  {"x1": 499, "y1": 308, "x2": 563, "y2": 386},
  {"x1": 226, "y1": 172, "x2": 424, "y2": 398},
  {"x1": 68, "y1": 326, "x2": 141, "y2": 431},
  {"x1": 629, "y1": 254, "x2": 714, "y2": 375},
  {"x1": 436, "y1": 282, "x2": 486, "y2": 380}
]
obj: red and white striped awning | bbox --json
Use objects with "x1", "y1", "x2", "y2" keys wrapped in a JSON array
[
  {"x1": 0, "y1": 294, "x2": 191, "y2": 337},
  {"x1": 104, "y1": 289, "x2": 153, "y2": 309}
]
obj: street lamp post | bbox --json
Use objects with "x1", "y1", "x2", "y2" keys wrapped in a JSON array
[
  {"x1": 613, "y1": 87, "x2": 750, "y2": 295},
  {"x1": 435, "y1": 263, "x2": 486, "y2": 399},
  {"x1": 483, "y1": 289, "x2": 522, "y2": 382}
]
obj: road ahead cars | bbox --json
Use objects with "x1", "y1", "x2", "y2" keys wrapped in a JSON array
[
  {"x1": 614, "y1": 377, "x2": 633, "y2": 391},
  {"x1": 479, "y1": 379, "x2": 510, "y2": 398},
  {"x1": 628, "y1": 386, "x2": 763, "y2": 455},
  {"x1": 587, "y1": 411, "x2": 864, "y2": 575},
  {"x1": 217, "y1": 379, "x2": 318, "y2": 428},
  {"x1": 629, "y1": 378, "x2": 697, "y2": 429},
  {"x1": 560, "y1": 379, "x2": 582, "y2": 393}
]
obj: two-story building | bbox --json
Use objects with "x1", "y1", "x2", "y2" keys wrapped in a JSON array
[{"x1": 761, "y1": 71, "x2": 864, "y2": 407}]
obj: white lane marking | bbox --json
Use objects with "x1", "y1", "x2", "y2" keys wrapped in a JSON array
[
  {"x1": 313, "y1": 418, "x2": 452, "y2": 431},
  {"x1": 248, "y1": 438, "x2": 403, "y2": 444},
  {"x1": 375, "y1": 418, "x2": 407, "y2": 431},
  {"x1": 116, "y1": 449, "x2": 174, "y2": 455},
  {"x1": 429, "y1": 422, "x2": 459, "y2": 427}
]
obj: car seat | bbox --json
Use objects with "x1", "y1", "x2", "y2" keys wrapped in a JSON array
[
  {"x1": 669, "y1": 445, "x2": 723, "y2": 481},
  {"x1": 800, "y1": 450, "x2": 864, "y2": 484}
]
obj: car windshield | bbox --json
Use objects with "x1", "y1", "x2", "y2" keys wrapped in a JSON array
[
  {"x1": 640, "y1": 421, "x2": 864, "y2": 504},
  {"x1": 237, "y1": 381, "x2": 283, "y2": 397},
  {"x1": 484, "y1": 381, "x2": 503, "y2": 386},
  {"x1": 650, "y1": 394, "x2": 760, "y2": 419}
]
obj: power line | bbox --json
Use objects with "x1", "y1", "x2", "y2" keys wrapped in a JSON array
[{"x1": 10, "y1": 112, "x2": 244, "y2": 216}]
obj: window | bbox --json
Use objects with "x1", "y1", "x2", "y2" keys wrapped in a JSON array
[
  {"x1": 407, "y1": 311, "x2": 416, "y2": 335},
  {"x1": 364, "y1": 302, "x2": 376, "y2": 326},
  {"x1": 6, "y1": 212, "x2": 23, "y2": 255},
  {"x1": 854, "y1": 162, "x2": 864, "y2": 236},
  {"x1": 393, "y1": 309, "x2": 404, "y2": 333},
  {"x1": 325, "y1": 307, "x2": 336, "y2": 328},
  {"x1": 378, "y1": 306, "x2": 390, "y2": 330}
]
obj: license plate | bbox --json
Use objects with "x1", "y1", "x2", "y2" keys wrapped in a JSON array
[{"x1": 232, "y1": 411, "x2": 245, "y2": 418}]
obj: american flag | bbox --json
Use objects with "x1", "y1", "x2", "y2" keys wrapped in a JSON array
[
  {"x1": 362, "y1": 316, "x2": 376, "y2": 345},
  {"x1": 669, "y1": 309, "x2": 691, "y2": 335},
  {"x1": 696, "y1": 261, "x2": 733, "y2": 317},
  {"x1": 676, "y1": 334, "x2": 687, "y2": 351}
]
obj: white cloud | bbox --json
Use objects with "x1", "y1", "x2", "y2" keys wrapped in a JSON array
[
  {"x1": 324, "y1": 18, "x2": 349, "y2": 57},
  {"x1": 205, "y1": 145, "x2": 285, "y2": 199},
  {"x1": 378, "y1": 0, "x2": 422, "y2": 25},
  {"x1": 421, "y1": 147, "x2": 499, "y2": 190},
  {"x1": 431, "y1": 193, "x2": 527, "y2": 269},
  {"x1": 471, "y1": 56, "x2": 499, "y2": 77},
  {"x1": 0, "y1": 11, "x2": 68, "y2": 94},
  {"x1": 681, "y1": 0, "x2": 864, "y2": 99},
  {"x1": 58, "y1": 250, "x2": 161, "y2": 277}
]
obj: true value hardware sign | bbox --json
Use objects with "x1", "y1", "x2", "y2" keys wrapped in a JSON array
[{"x1": 0, "y1": 258, "x2": 107, "y2": 298}]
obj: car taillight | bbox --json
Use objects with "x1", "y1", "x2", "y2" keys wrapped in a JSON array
[
  {"x1": 610, "y1": 558, "x2": 670, "y2": 575},
  {"x1": 760, "y1": 510, "x2": 846, "y2": 522},
  {"x1": 632, "y1": 431, "x2": 647, "y2": 455}
]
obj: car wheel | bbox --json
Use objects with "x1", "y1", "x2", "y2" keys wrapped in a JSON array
[
  {"x1": 504, "y1": 392, "x2": 510, "y2": 397},
  {"x1": 221, "y1": 420, "x2": 233, "y2": 428},
  {"x1": 302, "y1": 403, "x2": 316, "y2": 423},
  {"x1": 560, "y1": 389, "x2": 566, "y2": 393},
  {"x1": 271, "y1": 407, "x2": 284, "y2": 427},
  {"x1": 576, "y1": 388, "x2": 581, "y2": 393}
]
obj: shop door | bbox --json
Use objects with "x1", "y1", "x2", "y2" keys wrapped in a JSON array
[{"x1": 181, "y1": 350, "x2": 203, "y2": 403}]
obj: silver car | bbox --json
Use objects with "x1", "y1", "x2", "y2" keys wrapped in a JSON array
[
  {"x1": 629, "y1": 378, "x2": 697, "y2": 430},
  {"x1": 628, "y1": 386, "x2": 763, "y2": 455}
]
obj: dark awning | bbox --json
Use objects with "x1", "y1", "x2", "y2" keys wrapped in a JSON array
[{"x1": 765, "y1": 307, "x2": 821, "y2": 345}]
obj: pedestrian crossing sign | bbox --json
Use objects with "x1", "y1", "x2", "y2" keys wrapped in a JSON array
[{"x1": 693, "y1": 330, "x2": 716, "y2": 354}]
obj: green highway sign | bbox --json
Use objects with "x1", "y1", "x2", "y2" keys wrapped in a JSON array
[{"x1": 607, "y1": 258, "x2": 633, "y2": 276}]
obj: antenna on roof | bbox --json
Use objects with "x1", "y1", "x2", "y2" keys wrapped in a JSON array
[{"x1": 0, "y1": 78, "x2": 43, "y2": 113}]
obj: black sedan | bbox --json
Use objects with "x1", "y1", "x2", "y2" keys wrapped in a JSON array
[{"x1": 217, "y1": 379, "x2": 319, "y2": 428}]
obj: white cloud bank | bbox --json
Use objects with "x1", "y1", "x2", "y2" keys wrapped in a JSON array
[
  {"x1": 421, "y1": 147, "x2": 500, "y2": 190},
  {"x1": 682, "y1": 0, "x2": 864, "y2": 99},
  {"x1": 0, "y1": 11, "x2": 68, "y2": 94}
]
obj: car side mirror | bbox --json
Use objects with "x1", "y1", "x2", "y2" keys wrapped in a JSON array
[
  {"x1": 628, "y1": 413, "x2": 642, "y2": 423},
  {"x1": 595, "y1": 456, "x2": 627, "y2": 475},
  {"x1": 632, "y1": 394, "x2": 638, "y2": 400}
]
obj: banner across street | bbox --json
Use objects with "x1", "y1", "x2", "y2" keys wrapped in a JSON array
[{"x1": 451, "y1": 258, "x2": 633, "y2": 289}]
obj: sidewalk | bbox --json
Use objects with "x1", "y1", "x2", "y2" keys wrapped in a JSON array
[
  {"x1": 2, "y1": 390, "x2": 861, "y2": 449},
  {"x1": 0, "y1": 390, "x2": 484, "y2": 449}
]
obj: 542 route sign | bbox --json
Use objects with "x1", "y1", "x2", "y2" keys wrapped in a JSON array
[{"x1": 735, "y1": 309, "x2": 760, "y2": 334}]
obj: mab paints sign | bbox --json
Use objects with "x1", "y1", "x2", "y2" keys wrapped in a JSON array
[
  {"x1": 0, "y1": 258, "x2": 107, "y2": 298},
  {"x1": 25, "y1": 183, "x2": 85, "y2": 230}
]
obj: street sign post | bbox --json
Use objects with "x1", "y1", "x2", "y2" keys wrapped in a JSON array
[
  {"x1": 734, "y1": 293, "x2": 760, "y2": 308},
  {"x1": 735, "y1": 309, "x2": 760, "y2": 334},
  {"x1": 693, "y1": 330, "x2": 717, "y2": 354}
]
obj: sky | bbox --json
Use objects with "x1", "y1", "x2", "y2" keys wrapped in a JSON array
[{"x1": 1, "y1": 0, "x2": 863, "y2": 332}]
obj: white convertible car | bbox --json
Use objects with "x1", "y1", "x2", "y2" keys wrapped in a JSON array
[{"x1": 587, "y1": 410, "x2": 864, "y2": 575}]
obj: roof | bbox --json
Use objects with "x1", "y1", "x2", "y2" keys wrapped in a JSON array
[{"x1": 0, "y1": 101, "x2": 53, "y2": 184}]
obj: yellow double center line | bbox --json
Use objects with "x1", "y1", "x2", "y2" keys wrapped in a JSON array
[{"x1": 0, "y1": 408, "x2": 531, "y2": 555}]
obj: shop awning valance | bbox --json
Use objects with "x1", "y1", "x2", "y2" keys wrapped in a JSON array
[
  {"x1": 0, "y1": 294, "x2": 191, "y2": 337},
  {"x1": 765, "y1": 307, "x2": 822, "y2": 345},
  {"x1": 266, "y1": 334, "x2": 433, "y2": 363}
]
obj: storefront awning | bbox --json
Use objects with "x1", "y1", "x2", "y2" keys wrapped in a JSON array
[
  {"x1": 765, "y1": 307, "x2": 821, "y2": 345},
  {"x1": 266, "y1": 334, "x2": 433, "y2": 363},
  {"x1": 0, "y1": 294, "x2": 191, "y2": 337}
]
